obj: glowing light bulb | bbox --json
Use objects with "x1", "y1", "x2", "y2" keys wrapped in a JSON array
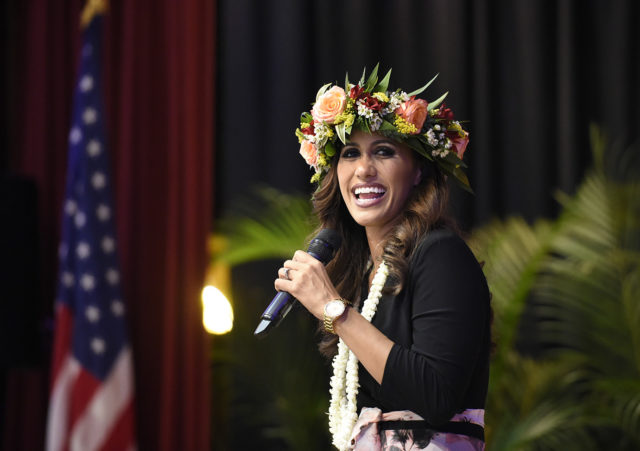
[{"x1": 202, "y1": 285, "x2": 233, "y2": 334}]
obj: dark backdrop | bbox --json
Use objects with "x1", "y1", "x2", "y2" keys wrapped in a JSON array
[{"x1": 217, "y1": 0, "x2": 640, "y2": 229}]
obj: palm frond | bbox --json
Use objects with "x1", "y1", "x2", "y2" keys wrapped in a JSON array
[
  {"x1": 469, "y1": 217, "x2": 554, "y2": 354},
  {"x1": 473, "y1": 129, "x2": 640, "y2": 449},
  {"x1": 487, "y1": 355, "x2": 597, "y2": 451},
  {"x1": 216, "y1": 187, "x2": 316, "y2": 265}
]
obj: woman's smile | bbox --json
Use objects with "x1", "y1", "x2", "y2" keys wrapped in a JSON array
[{"x1": 352, "y1": 183, "x2": 387, "y2": 207}]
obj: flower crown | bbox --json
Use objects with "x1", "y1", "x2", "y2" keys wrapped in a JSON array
[{"x1": 295, "y1": 64, "x2": 472, "y2": 192}]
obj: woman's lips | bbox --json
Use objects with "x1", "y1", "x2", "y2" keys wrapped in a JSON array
[{"x1": 353, "y1": 184, "x2": 386, "y2": 207}]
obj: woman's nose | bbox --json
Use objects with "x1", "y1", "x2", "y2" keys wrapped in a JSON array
[{"x1": 355, "y1": 154, "x2": 376, "y2": 179}]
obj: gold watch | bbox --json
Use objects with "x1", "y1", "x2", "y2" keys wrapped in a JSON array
[{"x1": 323, "y1": 298, "x2": 349, "y2": 334}]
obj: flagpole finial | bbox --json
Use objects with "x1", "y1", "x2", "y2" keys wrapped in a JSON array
[{"x1": 81, "y1": 0, "x2": 109, "y2": 29}]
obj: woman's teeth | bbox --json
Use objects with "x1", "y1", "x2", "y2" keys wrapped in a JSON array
[{"x1": 355, "y1": 186, "x2": 386, "y2": 199}]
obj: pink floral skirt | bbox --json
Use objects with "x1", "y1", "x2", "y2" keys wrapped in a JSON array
[{"x1": 349, "y1": 407, "x2": 485, "y2": 450}]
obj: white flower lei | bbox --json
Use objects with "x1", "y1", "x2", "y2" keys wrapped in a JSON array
[{"x1": 328, "y1": 261, "x2": 389, "y2": 450}]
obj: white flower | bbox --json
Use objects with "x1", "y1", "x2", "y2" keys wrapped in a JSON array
[
  {"x1": 356, "y1": 103, "x2": 372, "y2": 119},
  {"x1": 312, "y1": 122, "x2": 332, "y2": 148},
  {"x1": 381, "y1": 92, "x2": 403, "y2": 115},
  {"x1": 426, "y1": 129, "x2": 438, "y2": 146},
  {"x1": 370, "y1": 114, "x2": 382, "y2": 131},
  {"x1": 329, "y1": 261, "x2": 388, "y2": 450}
]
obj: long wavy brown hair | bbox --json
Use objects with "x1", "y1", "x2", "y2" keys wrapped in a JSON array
[{"x1": 312, "y1": 148, "x2": 457, "y2": 358}]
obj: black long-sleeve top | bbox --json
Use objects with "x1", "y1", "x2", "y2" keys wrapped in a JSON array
[{"x1": 356, "y1": 229, "x2": 491, "y2": 427}]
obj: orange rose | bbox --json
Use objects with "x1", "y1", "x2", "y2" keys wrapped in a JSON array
[
  {"x1": 395, "y1": 98, "x2": 428, "y2": 133},
  {"x1": 311, "y1": 86, "x2": 346, "y2": 124},
  {"x1": 299, "y1": 140, "x2": 318, "y2": 167}
]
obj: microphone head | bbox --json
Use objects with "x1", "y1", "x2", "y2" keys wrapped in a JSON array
[{"x1": 307, "y1": 229, "x2": 341, "y2": 264}]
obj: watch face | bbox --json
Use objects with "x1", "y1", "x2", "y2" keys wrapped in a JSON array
[{"x1": 326, "y1": 300, "x2": 346, "y2": 318}]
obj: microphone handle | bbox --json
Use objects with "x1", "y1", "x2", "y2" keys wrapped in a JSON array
[{"x1": 260, "y1": 290, "x2": 294, "y2": 326}]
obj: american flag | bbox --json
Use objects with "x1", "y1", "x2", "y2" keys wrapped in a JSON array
[{"x1": 46, "y1": 11, "x2": 137, "y2": 451}]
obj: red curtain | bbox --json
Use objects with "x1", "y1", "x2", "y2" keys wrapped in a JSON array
[{"x1": 7, "y1": 1, "x2": 215, "y2": 449}]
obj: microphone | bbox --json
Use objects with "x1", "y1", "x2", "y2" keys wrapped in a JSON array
[{"x1": 254, "y1": 229, "x2": 342, "y2": 338}]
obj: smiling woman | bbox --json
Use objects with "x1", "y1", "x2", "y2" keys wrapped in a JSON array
[{"x1": 276, "y1": 66, "x2": 490, "y2": 451}]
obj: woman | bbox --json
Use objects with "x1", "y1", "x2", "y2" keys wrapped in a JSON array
[{"x1": 275, "y1": 66, "x2": 490, "y2": 450}]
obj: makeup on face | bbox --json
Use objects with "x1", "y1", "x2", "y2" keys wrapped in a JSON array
[{"x1": 337, "y1": 131, "x2": 421, "y2": 237}]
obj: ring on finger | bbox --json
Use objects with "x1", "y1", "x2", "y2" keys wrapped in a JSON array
[{"x1": 283, "y1": 267, "x2": 291, "y2": 280}]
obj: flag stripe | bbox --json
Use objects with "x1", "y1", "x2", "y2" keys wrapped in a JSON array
[
  {"x1": 68, "y1": 368, "x2": 101, "y2": 437},
  {"x1": 46, "y1": 355, "x2": 81, "y2": 451},
  {"x1": 70, "y1": 348, "x2": 134, "y2": 451},
  {"x1": 50, "y1": 305, "x2": 74, "y2": 390},
  {"x1": 98, "y1": 399, "x2": 136, "y2": 451}
]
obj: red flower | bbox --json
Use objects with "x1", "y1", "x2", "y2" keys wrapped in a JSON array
[
  {"x1": 301, "y1": 122, "x2": 315, "y2": 136},
  {"x1": 362, "y1": 93, "x2": 383, "y2": 111},
  {"x1": 349, "y1": 84, "x2": 365, "y2": 99},
  {"x1": 446, "y1": 130, "x2": 469, "y2": 159},
  {"x1": 435, "y1": 103, "x2": 455, "y2": 120}
]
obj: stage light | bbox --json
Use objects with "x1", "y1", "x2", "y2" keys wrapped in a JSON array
[{"x1": 202, "y1": 285, "x2": 233, "y2": 335}]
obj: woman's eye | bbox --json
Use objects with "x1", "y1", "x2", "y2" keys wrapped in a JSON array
[
  {"x1": 340, "y1": 148, "x2": 360, "y2": 159},
  {"x1": 375, "y1": 146, "x2": 395, "y2": 157}
]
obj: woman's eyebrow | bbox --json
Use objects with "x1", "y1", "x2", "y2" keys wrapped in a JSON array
[
  {"x1": 371, "y1": 139, "x2": 395, "y2": 146},
  {"x1": 343, "y1": 139, "x2": 395, "y2": 147}
]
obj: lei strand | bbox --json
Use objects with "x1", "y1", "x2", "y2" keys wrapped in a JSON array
[{"x1": 328, "y1": 261, "x2": 389, "y2": 450}]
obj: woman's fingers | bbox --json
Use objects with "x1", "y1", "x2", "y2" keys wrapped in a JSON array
[{"x1": 275, "y1": 250, "x2": 339, "y2": 319}]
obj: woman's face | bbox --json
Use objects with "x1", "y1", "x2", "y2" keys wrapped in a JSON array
[{"x1": 337, "y1": 130, "x2": 421, "y2": 236}]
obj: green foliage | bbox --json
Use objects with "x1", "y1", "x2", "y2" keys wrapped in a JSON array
[
  {"x1": 216, "y1": 187, "x2": 316, "y2": 265},
  {"x1": 373, "y1": 68, "x2": 392, "y2": 93},
  {"x1": 214, "y1": 188, "x2": 325, "y2": 450},
  {"x1": 407, "y1": 72, "x2": 439, "y2": 97},
  {"x1": 470, "y1": 127, "x2": 640, "y2": 449}
]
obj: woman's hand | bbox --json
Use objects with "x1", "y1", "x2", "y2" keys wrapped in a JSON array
[
  {"x1": 275, "y1": 250, "x2": 394, "y2": 384},
  {"x1": 274, "y1": 250, "x2": 341, "y2": 320}
]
